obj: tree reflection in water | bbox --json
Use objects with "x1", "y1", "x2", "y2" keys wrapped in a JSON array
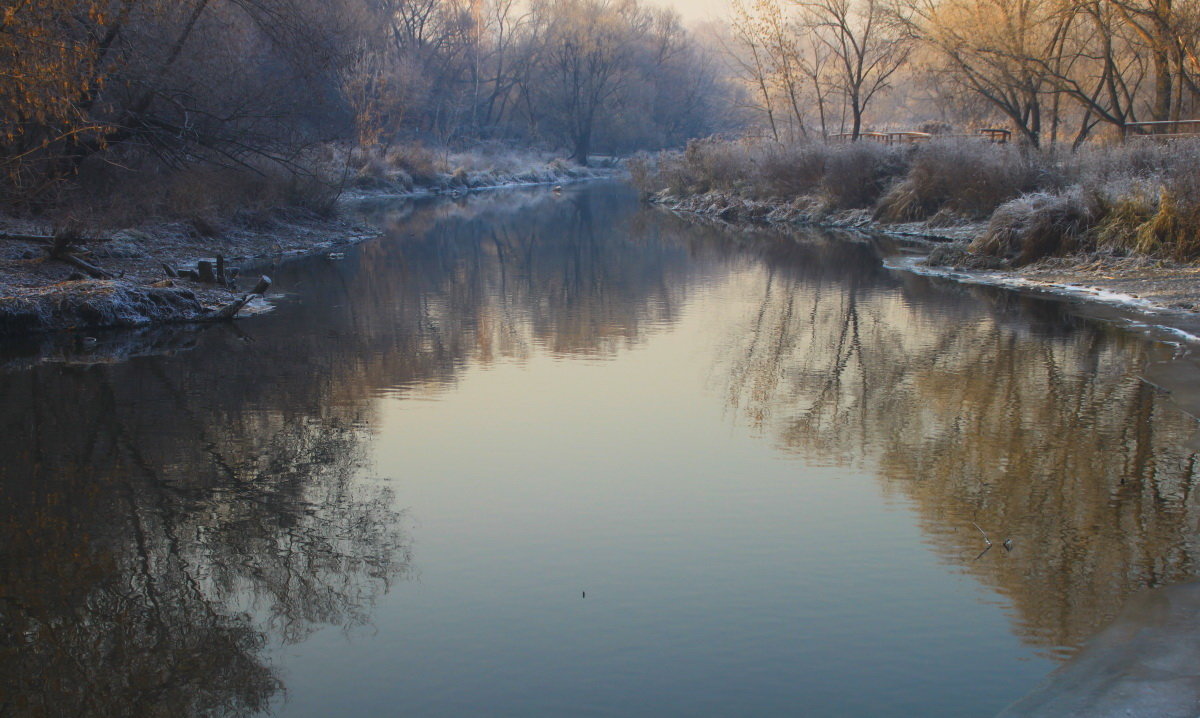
[
  {"x1": 705, "y1": 220, "x2": 1200, "y2": 657},
  {"x1": 0, "y1": 185, "x2": 698, "y2": 716},
  {"x1": 3, "y1": 184, "x2": 1200, "y2": 715},
  {"x1": 0, "y1": 357, "x2": 409, "y2": 716}
]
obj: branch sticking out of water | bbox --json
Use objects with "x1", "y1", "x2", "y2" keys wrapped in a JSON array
[{"x1": 971, "y1": 522, "x2": 993, "y2": 561}]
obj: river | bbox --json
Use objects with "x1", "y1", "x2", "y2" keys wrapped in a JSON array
[{"x1": 2, "y1": 182, "x2": 1198, "y2": 716}]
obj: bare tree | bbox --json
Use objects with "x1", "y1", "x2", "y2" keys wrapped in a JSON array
[
  {"x1": 522, "y1": 0, "x2": 651, "y2": 163},
  {"x1": 798, "y1": 0, "x2": 912, "y2": 140}
]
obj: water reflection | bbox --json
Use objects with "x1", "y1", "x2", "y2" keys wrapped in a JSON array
[
  {"x1": 1, "y1": 183, "x2": 1198, "y2": 715},
  {"x1": 0, "y1": 185, "x2": 705, "y2": 716},
  {"x1": 708, "y1": 222, "x2": 1200, "y2": 656},
  {"x1": 345, "y1": 187, "x2": 695, "y2": 364},
  {"x1": 0, "y1": 357, "x2": 407, "y2": 715}
]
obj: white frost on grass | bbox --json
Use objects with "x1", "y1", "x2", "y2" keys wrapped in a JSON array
[{"x1": 343, "y1": 143, "x2": 619, "y2": 198}]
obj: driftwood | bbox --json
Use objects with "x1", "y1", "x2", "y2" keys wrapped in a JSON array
[
  {"x1": 205, "y1": 275, "x2": 272, "y2": 321},
  {"x1": 207, "y1": 293, "x2": 259, "y2": 321},
  {"x1": 1, "y1": 231, "x2": 109, "y2": 245},
  {"x1": 51, "y1": 250, "x2": 114, "y2": 280},
  {"x1": 1, "y1": 232, "x2": 53, "y2": 245}
]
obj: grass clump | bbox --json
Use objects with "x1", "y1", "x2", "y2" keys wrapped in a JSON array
[
  {"x1": 636, "y1": 135, "x2": 1200, "y2": 265},
  {"x1": 634, "y1": 138, "x2": 904, "y2": 210},
  {"x1": 969, "y1": 189, "x2": 1100, "y2": 266},
  {"x1": 820, "y1": 143, "x2": 906, "y2": 209},
  {"x1": 1132, "y1": 188, "x2": 1200, "y2": 260},
  {"x1": 876, "y1": 140, "x2": 1056, "y2": 222}
]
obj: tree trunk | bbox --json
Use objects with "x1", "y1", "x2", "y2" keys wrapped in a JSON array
[
  {"x1": 1153, "y1": 47, "x2": 1173, "y2": 121},
  {"x1": 574, "y1": 131, "x2": 591, "y2": 167}
]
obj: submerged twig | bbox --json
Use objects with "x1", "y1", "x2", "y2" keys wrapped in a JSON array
[{"x1": 971, "y1": 521, "x2": 994, "y2": 562}]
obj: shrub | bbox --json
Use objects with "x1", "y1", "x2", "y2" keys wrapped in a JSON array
[
  {"x1": 681, "y1": 138, "x2": 754, "y2": 194},
  {"x1": 756, "y1": 144, "x2": 828, "y2": 198},
  {"x1": 969, "y1": 189, "x2": 1100, "y2": 265},
  {"x1": 385, "y1": 143, "x2": 441, "y2": 185},
  {"x1": 627, "y1": 153, "x2": 658, "y2": 197},
  {"x1": 876, "y1": 140, "x2": 1057, "y2": 222},
  {"x1": 820, "y1": 142, "x2": 907, "y2": 210}
]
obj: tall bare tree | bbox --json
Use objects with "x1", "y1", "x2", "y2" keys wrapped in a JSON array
[{"x1": 798, "y1": 0, "x2": 911, "y2": 139}]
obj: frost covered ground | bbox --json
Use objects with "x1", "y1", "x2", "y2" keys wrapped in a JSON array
[
  {"x1": 0, "y1": 208, "x2": 378, "y2": 336},
  {"x1": 343, "y1": 145, "x2": 620, "y2": 198},
  {"x1": 0, "y1": 152, "x2": 618, "y2": 337}
]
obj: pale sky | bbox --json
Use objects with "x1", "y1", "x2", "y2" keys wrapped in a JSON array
[{"x1": 652, "y1": 0, "x2": 731, "y2": 22}]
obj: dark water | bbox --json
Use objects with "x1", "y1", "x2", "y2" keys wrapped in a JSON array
[{"x1": 2, "y1": 183, "x2": 1199, "y2": 717}]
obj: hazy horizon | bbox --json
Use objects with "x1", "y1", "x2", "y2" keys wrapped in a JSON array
[{"x1": 654, "y1": 0, "x2": 730, "y2": 22}]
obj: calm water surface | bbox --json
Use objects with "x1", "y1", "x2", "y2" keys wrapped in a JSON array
[{"x1": 2, "y1": 183, "x2": 1199, "y2": 716}]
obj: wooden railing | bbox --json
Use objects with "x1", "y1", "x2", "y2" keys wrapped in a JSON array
[
  {"x1": 829, "y1": 128, "x2": 1010, "y2": 145},
  {"x1": 1122, "y1": 120, "x2": 1200, "y2": 139}
]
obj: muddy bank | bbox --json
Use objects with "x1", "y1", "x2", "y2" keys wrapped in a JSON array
[{"x1": 650, "y1": 190, "x2": 1200, "y2": 317}]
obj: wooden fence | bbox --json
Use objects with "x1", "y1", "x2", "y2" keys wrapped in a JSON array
[{"x1": 829, "y1": 128, "x2": 1011, "y2": 145}]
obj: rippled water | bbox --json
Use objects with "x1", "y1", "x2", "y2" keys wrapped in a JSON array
[{"x1": 2, "y1": 183, "x2": 1199, "y2": 716}]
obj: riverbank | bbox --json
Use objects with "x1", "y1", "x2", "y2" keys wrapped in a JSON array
[
  {"x1": 0, "y1": 208, "x2": 380, "y2": 337},
  {"x1": 647, "y1": 187, "x2": 1200, "y2": 320},
  {"x1": 633, "y1": 136, "x2": 1200, "y2": 319},
  {"x1": 343, "y1": 144, "x2": 619, "y2": 197},
  {"x1": 0, "y1": 160, "x2": 618, "y2": 337}
]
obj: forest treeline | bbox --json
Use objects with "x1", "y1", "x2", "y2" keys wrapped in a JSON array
[
  {"x1": 11, "y1": 0, "x2": 1200, "y2": 222},
  {"x1": 635, "y1": 0, "x2": 1200, "y2": 266},
  {"x1": 729, "y1": 0, "x2": 1200, "y2": 146},
  {"x1": 0, "y1": 0, "x2": 733, "y2": 212}
]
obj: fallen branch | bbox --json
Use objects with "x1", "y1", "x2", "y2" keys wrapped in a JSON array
[
  {"x1": 207, "y1": 293, "x2": 258, "y2": 321},
  {"x1": 54, "y1": 251, "x2": 114, "y2": 280},
  {"x1": 971, "y1": 521, "x2": 993, "y2": 561},
  {"x1": 971, "y1": 522, "x2": 993, "y2": 547},
  {"x1": 1, "y1": 231, "x2": 108, "y2": 244},
  {"x1": 0, "y1": 232, "x2": 53, "y2": 244},
  {"x1": 204, "y1": 275, "x2": 271, "y2": 321}
]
